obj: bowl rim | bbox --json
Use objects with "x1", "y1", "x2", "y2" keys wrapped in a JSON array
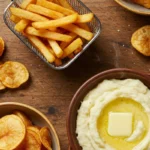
[
  {"x1": 115, "y1": 0, "x2": 150, "y2": 15},
  {"x1": 0, "y1": 102, "x2": 60, "y2": 150},
  {"x1": 67, "y1": 68, "x2": 150, "y2": 149},
  {"x1": 3, "y1": 0, "x2": 102, "y2": 70}
]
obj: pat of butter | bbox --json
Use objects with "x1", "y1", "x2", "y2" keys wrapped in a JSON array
[{"x1": 108, "y1": 112, "x2": 133, "y2": 137}]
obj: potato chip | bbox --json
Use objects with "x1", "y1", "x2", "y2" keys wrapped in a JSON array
[
  {"x1": 0, "y1": 61, "x2": 29, "y2": 88},
  {"x1": 0, "y1": 81, "x2": 6, "y2": 90},
  {"x1": 40, "y1": 127, "x2": 52, "y2": 150},
  {"x1": 0, "y1": 115, "x2": 26, "y2": 150},
  {"x1": 23, "y1": 129, "x2": 41, "y2": 150},
  {"x1": 131, "y1": 25, "x2": 150, "y2": 56},
  {"x1": 0, "y1": 37, "x2": 5, "y2": 56},
  {"x1": 28, "y1": 126, "x2": 40, "y2": 134},
  {"x1": 13, "y1": 110, "x2": 32, "y2": 127}
]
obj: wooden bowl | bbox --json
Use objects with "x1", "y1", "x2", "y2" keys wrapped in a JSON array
[
  {"x1": 0, "y1": 102, "x2": 60, "y2": 150},
  {"x1": 67, "y1": 68, "x2": 150, "y2": 150},
  {"x1": 115, "y1": 0, "x2": 150, "y2": 15}
]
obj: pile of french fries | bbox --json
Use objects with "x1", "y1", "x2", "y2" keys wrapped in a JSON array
[{"x1": 10, "y1": 0, "x2": 94, "y2": 66}]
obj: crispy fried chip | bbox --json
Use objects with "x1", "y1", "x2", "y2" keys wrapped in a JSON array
[
  {"x1": 40, "y1": 127, "x2": 52, "y2": 150},
  {"x1": 132, "y1": 0, "x2": 150, "y2": 8},
  {"x1": 28, "y1": 126, "x2": 40, "y2": 134},
  {"x1": 0, "y1": 61, "x2": 29, "y2": 88},
  {"x1": 0, "y1": 115, "x2": 26, "y2": 150},
  {"x1": 23, "y1": 129, "x2": 41, "y2": 150},
  {"x1": 131, "y1": 25, "x2": 150, "y2": 56},
  {"x1": 13, "y1": 110, "x2": 32, "y2": 127},
  {"x1": 0, "y1": 37, "x2": 5, "y2": 56},
  {"x1": 0, "y1": 81, "x2": 6, "y2": 90}
]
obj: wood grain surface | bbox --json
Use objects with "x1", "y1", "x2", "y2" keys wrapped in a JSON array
[{"x1": 0, "y1": 0, "x2": 150, "y2": 149}]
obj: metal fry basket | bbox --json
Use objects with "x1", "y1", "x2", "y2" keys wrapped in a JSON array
[{"x1": 3, "y1": 0, "x2": 101, "y2": 70}]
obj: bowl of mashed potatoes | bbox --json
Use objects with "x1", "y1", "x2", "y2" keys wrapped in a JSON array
[{"x1": 67, "y1": 68, "x2": 150, "y2": 150}]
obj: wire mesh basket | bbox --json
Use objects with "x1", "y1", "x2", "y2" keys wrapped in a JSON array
[{"x1": 3, "y1": 0, "x2": 101, "y2": 70}]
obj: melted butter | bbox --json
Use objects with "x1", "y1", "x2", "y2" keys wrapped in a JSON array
[{"x1": 97, "y1": 97, "x2": 149, "y2": 150}]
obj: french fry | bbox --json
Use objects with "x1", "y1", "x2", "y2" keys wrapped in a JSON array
[
  {"x1": 76, "y1": 13, "x2": 94, "y2": 23},
  {"x1": 27, "y1": 4, "x2": 64, "y2": 19},
  {"x1": 32, "y1": 14, "x2": 78, "y2": 29},
  {"x1": 20, "y1": 0, "x2": 36, "y2": 9},
  {"x1": 48, "y1": 40, "x2": 63, "y2": 58},
  {"x1": 57, "y1": 0, "x2": 74, "y2": 10},
  {"x1": 47, "y1": 46, "x2": 62, "y2": 66},
  {"x1": 27, "y1": 35, "x2": 55, "y2": 63},
  {"x1": 10, "y1": 7, "x2": 49, "y2": 22},
  {"x1": 77, "y1": 23, "x2": 91, "y2": 31},
  {"x1": 60, "y1": 32, "x2": 77, "y2": 49},
  {"x1": 10, "y1": 15, "x2": 21, "y2": 23},
  {"x1": 53, "y1": 0, "x2": 60, "y2": 4},
  {"x1": 62, "y1": 24, "x2": 93, "y2": 41},
  {"x1": 68, "y1": 53, "x2": 74, "y2": 59},
  {"x1": 14, "y1": 19, "x2": 30, "y2": 32},
  {"x1": 36, "y1": 0, "x2": 75, "y2": 15},
  {"x1": 74, "y1": 46, "x2": 82, "y2": 54},
  {"x1": 62, "y1": 38, "x2": 83, "y2": 58},
  {"x1": 54, "y1": 58, "x2": 62, "y2": 66},
  {"x1": 25, "y1": 27, "x2": 72, "y2": 42}
]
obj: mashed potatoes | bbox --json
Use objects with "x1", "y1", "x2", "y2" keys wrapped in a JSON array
[{"x1": 76, "y1": 79, "x2": 150, "y2": 150}]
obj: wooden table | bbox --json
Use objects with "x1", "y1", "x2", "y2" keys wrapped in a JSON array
[{"x1": 0, "y1": 0, "x2": 149, "y2": 149}]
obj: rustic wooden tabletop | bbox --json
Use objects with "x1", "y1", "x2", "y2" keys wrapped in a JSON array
[{"x1": 0, "y1": 0, "x2": 150, "y2": 149}]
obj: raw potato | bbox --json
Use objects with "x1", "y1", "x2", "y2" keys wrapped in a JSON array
[
  {"x1": 40, "y1": 127, "x2": 52, "y2": 150},
  {"x1": 0, "y1": 115, "x2": 26, "y2": 150},
  {"x1": 13, "y1": 110, "x2": 32, "y2": 127},
  {"x1": 0, "y1": 81, "x2": 6, "y2": 90},
  {"x1": 0, "y1": 61, "x2": 29, "y2": 88},
  {"x1": 131, "y1": 25, "x2": 150, "y2": 56},
  {"x1": 0, "y1": 37, "x2": 5, "y2": 56}
]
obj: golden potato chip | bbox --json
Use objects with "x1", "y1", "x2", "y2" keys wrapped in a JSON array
[
  {"x1": 0, "y1": 37, "x2": 5, "y2": 56},
  {"x1": 0, "y1": 61, "x2": 29, "y2": 88},
  {"x1": 0, "y1": 81, "x2": 6, "y2": 90},
  {"x1": 0, "y1": 114, "x2": 26, "y2": 150},
  {"x1": 13, "y1": 110, "x2": 32, "y2": 127},
  {"x1": 40, "y1": 127, "x2": 52, "y2": 150},
  {"x1": 28, "y1": 126, "x2": 40, "y2": 134},
  {"x1": 131, "y1": 25, "x2": 150, "y2": 56},
  {"x1": 23, "y1": 129, "x2": 41, "y2": 150}
]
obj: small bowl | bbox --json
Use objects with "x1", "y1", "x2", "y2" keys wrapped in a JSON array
[
  {"x1": 67, "y1": 68, "x2": 150, "y2": 150},
  {"x1": 3, "y1": 0, "x2": 101, "y2": 70},
  {"x1": 0, "y1": 102, "x2": 60, "y2": 150},
  {"x1": 115, "y1": 0, "x2": 150, "y2": 15}
]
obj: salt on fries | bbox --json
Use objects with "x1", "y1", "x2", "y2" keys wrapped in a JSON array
[
  {"x1": 0, "y1": 111, "x2": 53, "y2": 150},
  {"x1": 10, "y1": 0, "x2": 94, "y2": 66},
  {"x1": 0, "y1": 61, "x2": 29, "y2": 89}
]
